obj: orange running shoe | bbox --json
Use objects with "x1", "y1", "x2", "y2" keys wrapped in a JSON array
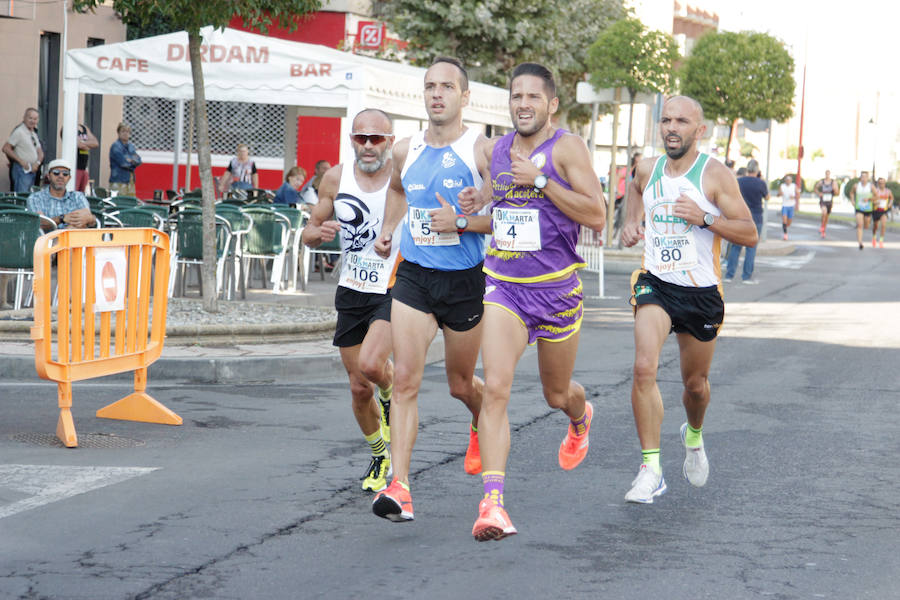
[
  {"x1": 558, "y1": 401, "x2": 593, "y2": 470},
  {"x1": 372, "y1": 479, "x2": 414, "y2": 522},
  {"x1": 879, "y1": 240, "x2": 885, "y2": 248},
  {"x1": 472, "y1": 498, "x2": 517, "y2": 541},
  {"x1": 464, "y1": 425, "x2": 482, "y2": 475}
]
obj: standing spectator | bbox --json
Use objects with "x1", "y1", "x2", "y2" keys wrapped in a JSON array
[
  {"x1": 272, "y1": 166, "x2": 307, "y2": 207},
  {"x1": 218, "y1": 143, "x2": 258, "y2": 195},
  {"x1": 3, "y1": 108, "x2": 44, "y2": 193},
  {"x1": 724, "y1": 159, "x2": 768, "y2": 283},
  {"x1": 26, "y1": 158, "x2": 96, "y2": 230},
  {"x1": 109, "y1": 122, "x2": 142, "y2": 196},
  {"x1": 300, "y1": 159, "x2": 330, "y2": 205},
  {"x1": 61, "y1": 124, "x2": 99, "y2": 193}
]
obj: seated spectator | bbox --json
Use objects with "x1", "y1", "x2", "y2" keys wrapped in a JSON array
[
  {"x1": 27, "y1": 158, "x2": 96, "y2": 231},
  {"x1": 273, "y1": 166, "x2": 308, "y2": 207}
]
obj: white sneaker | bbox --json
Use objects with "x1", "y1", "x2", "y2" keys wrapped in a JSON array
[
  {"x1": 680, "y1": 422, "x2": 709, "y2": 487},
  {"x1": 723, "y1": 277, "x2": 734, "y2": 283},
  {"x1": 625, "y1": 464, "x2": 667, "y2": 504},
  {"x1": 741, "y1": 279, "x2": 759, "y2": 285}
]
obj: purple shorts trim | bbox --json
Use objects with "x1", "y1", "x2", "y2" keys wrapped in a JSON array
[{"x1": 483, "y1": 273, "x2": 583, "y2": 345}]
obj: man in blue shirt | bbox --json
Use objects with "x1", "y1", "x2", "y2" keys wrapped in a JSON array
[
  {"x1": 109, "y1": 122, "x2": 142, "y2": 196},
  {"x1": 724, "y1": 159, "x2": 768, "y2": 283},
  {"x1": 27, "y1": 159, "x2": 95, "y2": 230}
]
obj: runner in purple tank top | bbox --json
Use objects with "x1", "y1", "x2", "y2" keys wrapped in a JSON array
[{"x1": 462, "y1": 63, "x2": 606, "y2": 542}]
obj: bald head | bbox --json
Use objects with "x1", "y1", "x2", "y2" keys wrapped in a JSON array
[{"x1": 664, "y1": 95, "x2": 704, "y2": 122}]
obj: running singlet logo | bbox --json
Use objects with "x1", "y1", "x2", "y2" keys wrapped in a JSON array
[{"x1": 441, "y1": 152, "x2": 457, "y2": 169}]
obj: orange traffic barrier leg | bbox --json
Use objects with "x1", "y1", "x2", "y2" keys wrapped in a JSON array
[
  {"x1": 96, "y1": 367, "x2": 182, "y2": 425},
  {"x1": 56, "y1": 381, "x2": 78, "y2": 448}
]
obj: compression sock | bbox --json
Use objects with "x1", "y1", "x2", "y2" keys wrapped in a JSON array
[
  {"x1": 569, "y1": 408, "x2": 590, "y2": 436},
  {"x1": 642, "y1": 448, "x2": 661, "y2": 474},
  {"x1": 364, "y1": 429, "x2": 388, "y2": 457},
  {"x1": 377, "y1": 383, "x2": 392, "y2": 403},
  {"x1": 782, "y1": 223, "x2": 788, "y2": 234},
  {"x1": 482, "y1": 471, "x2": 505, "y2": 508},
  {"x1": 684, "y1": 423, "x2": 703, "y2": 447}
]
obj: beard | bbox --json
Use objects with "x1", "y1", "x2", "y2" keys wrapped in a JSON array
[{"x1": 356, "y1": 148, "x2": 391, "y2": 173}]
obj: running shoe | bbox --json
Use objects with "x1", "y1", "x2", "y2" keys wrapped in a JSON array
[
  {"x1": 558, "y1": 401, "x2": 593, "y2": 470},
  {"x1": 783, "y1": 233, "x2": 788, "y2": 241},
  {"x1": 372, "y1": 479, "x2": 414, "y2": 522},
  {"x1": 472, "y1": 498, "x2": 517, "y2": 542},
  {"x1": 859, "y1": 243, "x2": 864, "y2": 250},
  {"x1": 377, "y1": 392, "x2": 391, "y2": 444},
  {"x1": 872, "y1": 238, "x2": 877, "y2": 248},
  {"x1": 361, "y1": 454, "x2": 392, "y2": 492},
  {"x1": 680, "y1": 422, "x2": 709, "y2": 487},
  {"x1": 624, "y1": 464, "x2": 667, "y2": 504},
  {"x1": 879, "y1": 240, "x2": 885, "y2": 248},
  {"x1": 464, "y1": 425, "x2": 482, "y2": 475}
]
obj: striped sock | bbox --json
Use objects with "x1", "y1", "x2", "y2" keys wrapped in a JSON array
[
  {"x1": 364, "y1": 430, "x2": 387, "y2": 457},
  {"x1": 377, "y1": 383, "x2": 392, "y2": 403},
  {"x1": 685, "y1": 423, "x2": 703, "y2": 447},
  {"x1": 482, "y1": 471, "x2": 505, "y2": 507},
  {"x1": 570, "y1": 409, "x2": 590, "y2": 436},
  {"x1": 642, "y1": 448, "x2": 661, "y2": 474}
]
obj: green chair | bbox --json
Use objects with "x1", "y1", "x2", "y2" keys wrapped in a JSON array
[
  {"x1": 94, "y1": 187, "x2": 110, "y2": 198},
  {"x1": 104, "y1": 196, "x2": 141, "y2": 210},
  {"x1": 106, "y1": 207, "x2": 165, "y2": 229},
  {"x1": 271, "y1": 205, "x2": 307, "y2": 291},
  {"x1": 240, "y1": 206, "x2": 291, "y2": 292},
  {"x1": 166, "y1": 209, "x2": 232, "y2": 298},
  {"x1": 215, "y1": 204, "x2": 253, "y2": 299},
  {"x1": 0, "y1": 195, "x2": 27, "y2": 207},
  {"x1": 0, "y1": 209, "x2": 54, "y2": 309}
]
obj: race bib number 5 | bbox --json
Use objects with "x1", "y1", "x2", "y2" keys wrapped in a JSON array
[
  {"x1": 409, "y1": 207, "x2": 460, "y2": 246},
  {"x1": 492, "y1": 207, "x2": 541, "y2": 251},
  {"x1": 339, "y1": 252, "x2": 390, "y2": 294}
]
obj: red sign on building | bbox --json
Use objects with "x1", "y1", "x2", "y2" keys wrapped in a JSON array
[{"x1": 357, "y1": 21, "x2": 385, "y2": 50}]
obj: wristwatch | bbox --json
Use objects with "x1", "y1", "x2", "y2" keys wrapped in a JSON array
[
  {"x1": 700, "y1": 213, "x2": 715, "y2": 229},
  {"x1": 534, "y1": 174, "x2": 548, "y2": 190},
  {"x1": 455, "y1": 215, "x2": 468, "y2": 234}
]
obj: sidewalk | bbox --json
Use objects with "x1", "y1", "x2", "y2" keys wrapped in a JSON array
[{"x1": 0, "y1": 239, "x2": 794, "y2": 384}]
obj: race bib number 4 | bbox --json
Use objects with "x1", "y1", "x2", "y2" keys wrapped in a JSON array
[
  {"x1": 651, "y1": 232, "x2": 698, "y2": 273},
  {"x1": 492, "y1": 208, "x2": 541, "y2": 251},
  {"x1": 339, "y1": 252, "x2": 390, "y2": 294},
  {"x1": 409, "y1": 207, "x2": 460, "y2": 246}
]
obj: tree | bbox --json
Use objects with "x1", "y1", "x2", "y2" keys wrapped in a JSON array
[
  {"x1": 586, "y1": 17, "x2": 680, "y2": 157},
  {"x1": 371, "y1": 0, "x2": 625, "y2": 124},
  {"x1": 681, "y1": 30, "x2": 795, "y2": 162},
  {"x1": 72, "y1": 0, "x2": 321, "y2": 312}
]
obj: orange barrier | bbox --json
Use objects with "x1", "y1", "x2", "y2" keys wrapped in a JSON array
[{"x1": 31, "y1": 228, "x2": 181, "y2": 448}]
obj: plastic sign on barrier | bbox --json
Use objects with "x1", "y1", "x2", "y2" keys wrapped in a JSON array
[{"x1": 93, "y1": 247, "x2": 127, "y2": 313}]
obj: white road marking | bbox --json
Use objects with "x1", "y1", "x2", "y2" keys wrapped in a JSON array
[{"x1": 0, "y1": 464, "x2": 158, "y2": 519}]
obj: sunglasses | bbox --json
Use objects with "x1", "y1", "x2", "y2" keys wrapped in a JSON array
[
  {"x1": 50, "y1": 169, "x2": 71, "y2": 177},
  {"x1": 351, "y1": 133, "x2": 392, "y2": 145}
]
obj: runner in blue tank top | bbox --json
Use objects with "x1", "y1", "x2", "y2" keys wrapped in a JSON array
[{"x1": 371, "y1": 57, "x2": 495, "y2": 524}]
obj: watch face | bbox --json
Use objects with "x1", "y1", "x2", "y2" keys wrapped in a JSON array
[
  {"x1": 534, "y1": 174, "x2": 548, "y2": 189},
  {"x1": 704, "y1": 213, "x2": 715, "y2": 226},
  {"x1": 455, "y1": 216, "x2": 468, "y2": 229}
]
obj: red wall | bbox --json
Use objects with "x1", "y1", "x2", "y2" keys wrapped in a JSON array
[{"x1": 134, "y1": 163, "x2": 285, "y2": 199}]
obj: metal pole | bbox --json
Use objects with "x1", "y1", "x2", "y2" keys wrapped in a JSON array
[{"x1": 172, "y1": 99, "x2": 184, "y2": 193}]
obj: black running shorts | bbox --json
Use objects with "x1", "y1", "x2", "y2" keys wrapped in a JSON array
[
  {"x1": 631, "y1": 270, "x2": 724, "y2": 342},
  {"x1": 391, "y1": 260, "x2": 485, "y2": 332},
  {"x1": 333, "y1": 286, "x2": 392, "y2": 348}
]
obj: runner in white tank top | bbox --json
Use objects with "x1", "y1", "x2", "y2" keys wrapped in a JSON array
[
  {"x1": 301, "y1": 109, "x2": 399, "y2": 494},
  {"x1": 620, "y1": 96, "x2": 759, "y2": 505}
]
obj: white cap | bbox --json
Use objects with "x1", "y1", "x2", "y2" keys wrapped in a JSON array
[{"x1": 47, "y1": 158, "x2": 73, "y2": 172}]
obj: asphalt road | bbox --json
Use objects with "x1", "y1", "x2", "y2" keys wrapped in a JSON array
[{"x1": 1, "y1": 210, "x2": 898, "y2": 599}]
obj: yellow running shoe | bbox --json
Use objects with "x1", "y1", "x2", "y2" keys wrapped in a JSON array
[
  {"x1": 558, "y1": 401, "x2": 593, "y2": 470},
  {"x1": 472, "y1": 498, "x2": 517, "y2": 541},
  {"x1": 464, "y1": 425, "x2": 481, "y2": 475},
  {"x1": 373, "y1": 479, "x2": 414, "y2": 522},
  {"x1": 361, "y1": 454, "x2": 392, "y2": 492}
]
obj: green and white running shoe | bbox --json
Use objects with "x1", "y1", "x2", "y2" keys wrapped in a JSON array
[{"x1": 680, "y1": 422, "x2": 709, "y2": 487}]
